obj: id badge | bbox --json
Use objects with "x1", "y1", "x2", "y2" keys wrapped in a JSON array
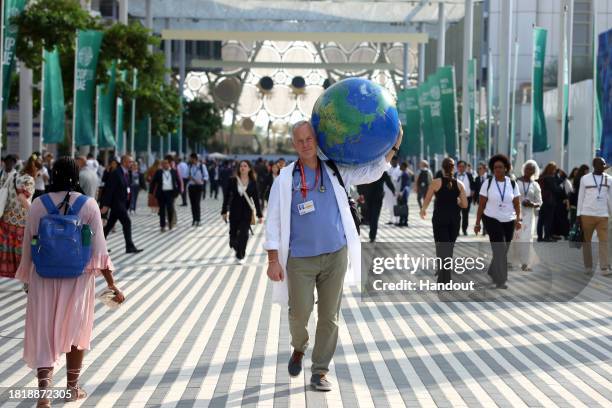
[
  {"x1": 498, "y1": 202, "x2": 507, "y2": 210},
  {"x1": 298, "y1": 200, "x2": 315, "y2": 215}
]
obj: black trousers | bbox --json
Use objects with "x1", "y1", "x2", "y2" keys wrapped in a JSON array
[
  {"x1": 158, "y1": 190, "x2": 176, "y2": 228},
  {"x1": 210, "y1": 180, "x2": 219, "y2": 199},
  {"x1": 537, "y1": 203, "x2": 555, "y2": 240},
  {"x1": 103, "y1": 205, "x2": 136, "y2": 250},
  {"x1": 368, "y1": 196, "x2": 384, "y2": 242},
  {"x1": 229, "y1": 216, "x2": 251, "y2": 259},
  {"x1": 432, "y1": 214, "x2": 460, "y2": 283},
  {"x1": 417, "y1": 192, "x2": 426, "y2": 209},
  {"x1": 460, "y1": 198, "x2": 471, "y2": 233},
  {"x1": 483, "y1": 215, "x2": 515, "y2": 286},
  {"x1": 181, "y1": 178, "x2": 189, "y2": 205},
  {"x1": 188, "y1": 185, "x2": 203, "y2": 222}
]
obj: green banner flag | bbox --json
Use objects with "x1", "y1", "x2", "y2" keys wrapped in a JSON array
[
  {"x1": 1, "y1": 0, "x2": 27, "y2": 115},
  {"x1": 428, "y1": 74, "x2": 446, "y2": 155},
  {"x1": 418, "y1": 81, "x2": 433, "y2": 156},
  {"x1": 98, "y1": 62, "x2": 116, "y2": 148},
  {"x1": 437, "y1": 66, "x2": 458, "y2": 156},
  {"x1": 467, "y1": 59, "x2": 477, "y2": 155},
  {"x1": 41, "y1": 48, "x2": 65, "y2": 144},
  {"x1": 73, "y1": 30, "x2": 103, "y2": 147},
  {"x1": 134, "y1": 117, "x2": 149, "y2": 152},
  {"x1": 532, "y1": 27, "x2": 549, "y2": 152},
  {"x1": 397, "y1": 88, "x2": 420, "y2": 157},
  {"x1": 593, "y1": 16, "x2": 603, "y2": 150}
]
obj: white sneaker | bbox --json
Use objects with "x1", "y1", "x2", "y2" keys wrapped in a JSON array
[{"x1": 236, "y1": 258, "x2": 244, "y2": 265}]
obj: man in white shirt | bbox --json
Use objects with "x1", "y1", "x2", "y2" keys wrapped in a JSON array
[
  {"x1": 76, "y1": 156, "x2": 100, "y2": 198},
  {"x1": 177, "y1": 157, "x2": 189, "y2": 206},
  {"x1": 577, "y1": 157, "x2": 612, "y2": 276},
  {"x1": 456, "y1": 160, "x2": 474, "y2": 235},
  {"x1": 384, "y1": 156, "x2": 402, "y2": 225}
]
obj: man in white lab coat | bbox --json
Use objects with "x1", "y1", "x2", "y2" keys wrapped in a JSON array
[{"x1": 264, "y1": 120, "x2": 402, "y2": 391}]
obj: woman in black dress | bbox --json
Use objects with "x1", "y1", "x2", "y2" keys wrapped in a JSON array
[
  {"x1": 420, "y1": 158, "x2": 469, "y2": 283},
  {"x1": 222, "y1": 160, "x2": 263, "y2": 264}
]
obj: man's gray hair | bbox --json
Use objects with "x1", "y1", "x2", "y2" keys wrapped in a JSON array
[{"x1": 291, "y1": 120, "x2": 311, "y2": 136}]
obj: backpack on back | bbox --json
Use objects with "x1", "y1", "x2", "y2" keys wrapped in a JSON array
[{"x1": 32, "y1": 193, "x2": 93, "y2": 279}]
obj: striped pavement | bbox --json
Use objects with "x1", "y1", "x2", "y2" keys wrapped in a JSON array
[{"x1": 0, "y1": 193, "x2": 610, "y2": 407}]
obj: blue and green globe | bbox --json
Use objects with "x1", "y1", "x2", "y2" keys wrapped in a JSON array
[{"x1": 311, "y1": 78, "x2": 399, "y2": 165}]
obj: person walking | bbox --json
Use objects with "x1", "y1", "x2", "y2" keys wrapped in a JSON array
[
  {"x1": 0, "y1": 154, "x2": 17, "y2": 187},
  {"x1": 100, "y1": 155, "x2": 143, "y2": 254},
  {"x1": 187, "y1": 153, "x2": 209, "y2": 227},
  {"x1": 208, "y1": 160, "x2": 221, "y2": 199},
  {"x1": 0, "y1": 155, "x2": 38, "y2": 279},
  {"x1": 510, "y1": 160, "x2": 542, "y2": 271},
  {"x1": 415, "y1": 160, "x2": 433, "y2": 209},
  {"x1": 577, "y1": 157, "x2": 612, "y2": 276},
  {"x1": 129, "y1": 162, "x2": 145, "y2": 213},
  {"x1": 151, "y1": 159, "x2": 181, "y2": 232},
  {"x1": 222, "y1": 160, "x2": 263, "y2": 264},
  {"x1": 16, "y1": 157, "x2": 125, "y2": 407},
  {"x1": 384, "y1": 156, "x2": 401, "y2": 224},
  {"x1": 264, "y1": 120, "x2": 401, "y2": 391},
  {"x1": 177, "y1": 157, "x2": 189, "y2": 206},
  {"x1": 75, "y1": 156, "x2": 99, "y2": 199},
  {"x1": 455, "y1": 160, "x2": 474, "y2": 235},
  {"x1": 32, "y1": 155, "x2": 49, "y2": 200},
  {"x1": 537, "y1": 162, "x2": 559, "y2": 242},
  {"x1": 363, "y1": 171, "x2": 395, "y2": 242},
  {"x1": 569, "y1": 165, "x2": 589, "y2": 226},
  {"x1": 146, "y1": 159, "x2": 161, "y2": 214},
  {"x1": 419, "y1": 158, "x2": 468, "y2": 283},
  {"x1": 396, "y1": 162, "x2": 412, "y2": 227},
  {"x1": 474, "y1": 154, "x2": 522, "y2": 289}
]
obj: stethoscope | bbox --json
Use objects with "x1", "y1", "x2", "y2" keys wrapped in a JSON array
[{"x1": 291, "y1": 158, "x2": 326, "y2": 196}]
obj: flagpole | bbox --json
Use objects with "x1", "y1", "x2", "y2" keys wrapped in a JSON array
[
  {"x1": 147, "y1": 116, "x2": 151, "y2": 165},
  {"x1": 510, "y1": 39, "x2": 519, "y2": 160},
  {"x1": 115, "y1": 97, "x2": 121, "y2": 155},
  {"x1": 130, "y1": 68, "x2": 136, "y2": 155},
  {"x1": 529, "y1": 26, "x2": 536, "y2": 161},
  {"x1": 0, "y1": 0, "x2": 5, "y2": 154},
  {"x1": 487, "y1": 48, "x2": 493, "y2": 159},
  {"x1": 592, "y1": 0, "x2": 598, "y2": 156},
  {"x1": 93, "y1": 85, "x2": 100, "y2": 158},
  {"x1": 557, "y1": 2, "x2": 568, "y2": 171},
  {"x1": 40, "y1": 49, "x2": 46, "y2": 154},
  {"x1": 72, "y1": 33, "x2": 79, "y2": 158}
]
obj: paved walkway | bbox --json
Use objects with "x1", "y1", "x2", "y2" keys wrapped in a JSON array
[{"x1": 0, "y1": 195, "x2": 610, "y2": 407}]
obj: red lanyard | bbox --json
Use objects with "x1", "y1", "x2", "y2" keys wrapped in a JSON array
[{"x1": 298, "y1": 159, "x2": 320, "y2": 199}]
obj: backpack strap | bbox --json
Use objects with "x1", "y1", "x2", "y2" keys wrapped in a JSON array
[
  {"x1": 69, "y1": 195, "x2": 90, "y2": 216},
  {"x1": 40, "y1": 194, "x2": 59, "y2": 215}
]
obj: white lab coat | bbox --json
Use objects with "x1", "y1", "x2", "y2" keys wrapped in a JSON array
[
  {"x1": 264, "y1": 157, "x2": 391, "y2": 304},
  {"x1": 510, "y1": 179, "x2": 543, "y2": 267},
  {"x1": 384, "y1": 165, "x2": 402, "y2": 218}
]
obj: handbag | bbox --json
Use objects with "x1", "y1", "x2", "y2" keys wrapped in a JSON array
[
  {"x1": 238, "y1": 179, "x2": 257, "y2": 225},
  {"x1": 0, "y1": 173, "x2": 16, "y2": 218},
  {"x1": 393, "y1": 204, "x2": 408, "y2": 217},
  {"x1": 325, "y1": 160, "x2": 362, "y2": 235},
  {"x1": 568, "y1": 221, "x2": 583, "y2": 249}
]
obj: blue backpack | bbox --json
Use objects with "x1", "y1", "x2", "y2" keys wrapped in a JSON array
[{"x1": 32, "y1": 193, "x2": 93, "y2": 279}]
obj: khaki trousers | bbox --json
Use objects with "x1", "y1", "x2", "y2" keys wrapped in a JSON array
[
  {"x1": 287, "y1": 246, "x2": 347, "y2": 375},
  {"x1": 581, "y1": 215, "x2": 609, "y2": 269}
]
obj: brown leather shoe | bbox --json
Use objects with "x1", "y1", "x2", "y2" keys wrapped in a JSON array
[{"x1": 288, "y1": 350, "x2": 304, "y2": 377}]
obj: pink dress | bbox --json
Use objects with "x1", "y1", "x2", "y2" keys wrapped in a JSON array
[{"x1": 16, "y1": 192, "x2": 114, "y2": 369}]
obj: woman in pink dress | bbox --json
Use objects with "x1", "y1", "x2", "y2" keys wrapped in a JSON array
[{"x1": 16, "y1": 157, "x2": 125, "y2": 407}]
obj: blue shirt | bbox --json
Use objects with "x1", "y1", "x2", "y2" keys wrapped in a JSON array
[{"x1": 289, "y1": 163, "x2": 346, "y2": 257}]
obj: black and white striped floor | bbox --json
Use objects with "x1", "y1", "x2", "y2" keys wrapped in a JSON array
[{"x1": 0, "y1": 195, "x2": 610, "y2": 407}]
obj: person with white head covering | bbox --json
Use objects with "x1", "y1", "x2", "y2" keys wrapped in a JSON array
[{"x1": 510, "y1": 160, "x2": 543, "y2": 271}]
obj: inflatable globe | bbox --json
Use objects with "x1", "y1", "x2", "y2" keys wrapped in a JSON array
[{"x1": 311, "y1": 78, "x2": 399, "y2": 165}]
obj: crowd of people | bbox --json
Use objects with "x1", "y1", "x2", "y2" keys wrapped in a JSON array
[{"x1": 1, "y1": 124, "x2": 611, "y2": 403}]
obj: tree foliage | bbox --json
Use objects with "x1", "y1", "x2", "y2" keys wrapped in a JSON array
[
  {"x1": 12, "y1": 0, "x2": 181, "y2": 139},
  {"x1": 183, "y1": 99, "x2": 223, "y2": 149}
]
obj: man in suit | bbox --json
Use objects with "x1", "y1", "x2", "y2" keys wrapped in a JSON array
[
  {"x1": 455, "y1": 160, "x2": 474, "y2": 235},
  {"x1": 151, "y1": 159, "x2": 181, "y2": 232},
  {"x1": 101, "y1": 155, "x2": 143, "y2": 254},
  {"x1": 472, "y1": 162, "x2": 489, "y2": 235}
]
